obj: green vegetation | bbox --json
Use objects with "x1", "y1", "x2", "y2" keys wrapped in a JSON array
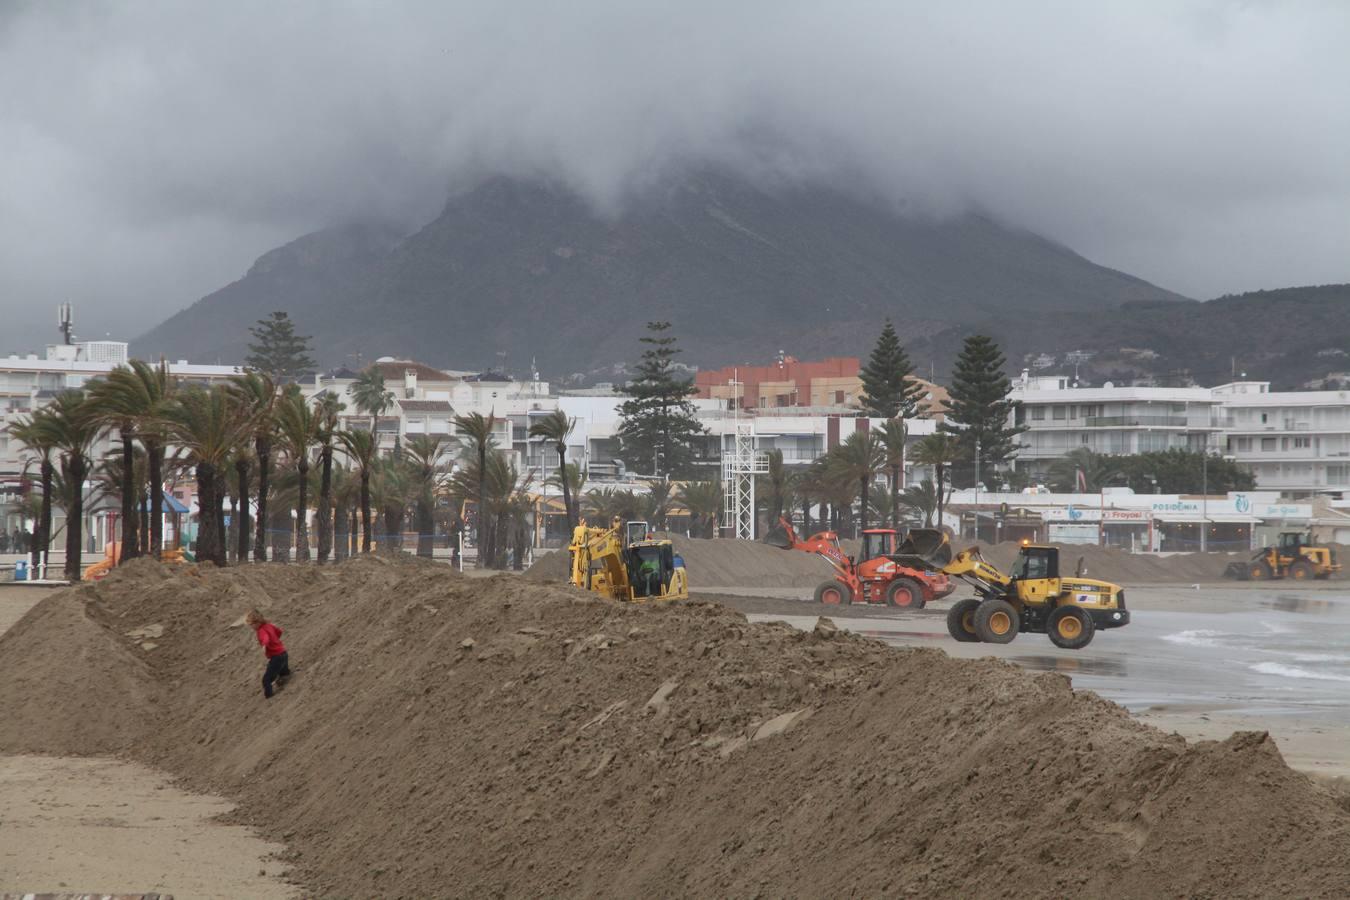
[{"x1": 616, "y1": 322, "x2": 707, "y2": 478}]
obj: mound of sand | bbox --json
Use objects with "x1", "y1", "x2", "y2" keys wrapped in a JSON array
[
  {"x1": 531, "y1": 533, "x2": 1253, "y2": 590},
  {"x1": 527, "y1": 535, "x2": 838, "y2": 588},
  {"x1": 2, "y1": 557, "x2": 1349, "y2": 897},
  {"x1": 967, "y1": 541, "x2": 1250, "y2": 584}
]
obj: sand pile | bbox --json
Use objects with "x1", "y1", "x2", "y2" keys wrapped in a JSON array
[
  {"x1": 966, "y1": 541, "x2": 1251, "y2": 584},
  {"x1": 527, "y1": 535, "x2": 835, "y2": 588},
  {"x1": 3, "y1": 558, "x2": 1349, "y2": 897}
]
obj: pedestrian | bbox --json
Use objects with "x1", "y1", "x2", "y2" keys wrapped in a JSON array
[
  {"x1": 244, "y1": 608, "x2": 291, "y2": 699},
  {"x1": 0, "y1": 530, "x2": 10, "y2": 554}
]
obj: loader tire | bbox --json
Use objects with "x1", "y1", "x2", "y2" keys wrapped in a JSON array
[
  {"x1": 1288, "y1": 560, "x2": 1315, "y2": 581},
  {"x1": 946, "y1": 598, "x2": 981, "y2": 643},
  {"x1": 974, "y1": 599, "x2": 1019, "y2": 644},
  {"x1": 814, "y1": 581, "x2": 852, "y2": 606},
  {"x1": 1248, "y1": 561, "x2": 1272, "y2": 581},
  {"x1": 885, "y1": 577, "x2": 925, "y2": 609},
  {"x1": 1047, "y1": 605, "x2": 1095, "y2": 650}
]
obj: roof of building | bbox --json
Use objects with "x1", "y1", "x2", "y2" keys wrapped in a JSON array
[
  {"x1": 397, "y1": 399, "x2": 454, "y2": 413},
  {"x1": 367, "y1": 360, "x2": 455, "y2": 383}
]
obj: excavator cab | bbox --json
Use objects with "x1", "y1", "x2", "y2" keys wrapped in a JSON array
[{"x1": 627, "y1": 543, "x2": 675, "y2": 599}]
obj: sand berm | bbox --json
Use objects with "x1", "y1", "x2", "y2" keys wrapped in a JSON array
[{"x1": 2, "y1": 556, "x2": 1348, "y2": 897}]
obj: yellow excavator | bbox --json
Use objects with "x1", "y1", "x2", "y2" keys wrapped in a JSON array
[
  {"x1": 568, "y1": 518, "x2": 689, "y2": 602},
  {"x1": 895, "y1": 530, "x2": 1130, "y2": 650}
]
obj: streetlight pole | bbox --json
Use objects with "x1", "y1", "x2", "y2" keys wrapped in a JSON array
[
  {"x1": 974, "y1": 437, "x2": 981, "y2": 540},
  {"x1": 1201, "y1": 452, "x2": 1208, "y2": 553}
]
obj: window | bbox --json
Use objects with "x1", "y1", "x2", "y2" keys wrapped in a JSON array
[
  {"x1": 1069, "y1": 405, "x2": 1078, "y2": 419},
  {"x1": 1031, "y1": 407, "x2": 1045, "y2": 421},
  {"x1": 1052, "y1": 405, "x2": 1066, "y2": 420},
  {"x1": 1281, "y1": 437, "x2": 1289, "y2": 450},
  {"x1": 1261, "y1": 412, "x2": 1268, "y2": 424},
  {"x1": 1261, "y1": 437, "x2": 1277, "y2": 451},
  {"x1": 1236, "y1": 437, "x2": 1252, "y2": 451},
  {"x1": 1080, "y1": 434, "x2": 1090, "y2": 445},
  {"x1": 776, "y1": 394, "x2": 790, "y2": 407},
  {"x1": 835, "y1": 390, "x2": 845, "y2": 404},
  {"x1": 1294, "y1": 437, "x2": 1311, "y2": 449}
]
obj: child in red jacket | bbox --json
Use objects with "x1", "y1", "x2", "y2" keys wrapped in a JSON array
[{"x1": 245, "y1": 609, "x2": 291, "y2": 698}]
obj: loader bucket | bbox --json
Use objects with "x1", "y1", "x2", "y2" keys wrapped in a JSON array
[
  {"x1": 763, "y1": 524, "x2": 793, "y2": 549},
  {"x1": 892, "y1": 528, "x2": 953, "y2": 570}
]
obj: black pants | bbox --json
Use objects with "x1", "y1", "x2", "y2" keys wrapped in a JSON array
[{"x1": 262, "y1": 651, "x2": 290, "y2": 698}]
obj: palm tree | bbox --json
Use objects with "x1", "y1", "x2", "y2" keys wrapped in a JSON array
[
  {"x1": 338, "y1": 428, "x2": 377, "y2": 553},
  {"x1": 642, "y1": 480, "x2": 673, "y2": 530},
  {"x1": 901, "y1": 478, "x2": 940, "y2": 527},
  {"x1": 85, "y1": 378, "x2": 139, "y2": 562},
  {"x1": 757, "y1": 448, "x2": 789, "y2": 528},
  {"x1": 1047, "y1": 447, "x2": 1123, "y2": 493},
  {"x1": 7, "y1": 412, "x2": 58, "y2": 573},
  {"x1": 275, "y1": 386, "x2": 318, "y2": 561},
  {"x1": 528, "y1": 410, "x2": 577, "y2": 529},
  {"x1": 912, "y1": 433, "x2": 961, "y2": 532},
  {"x1": 229, "y1": 371, "x2": 277, "y2": 562},
  {"x1": 89, "y1": 360, "x2": 174, "y2": 558},
  {"x1": 351, "y1": 368, "x2": 394, "y2": 431},
  {"x1": 676, "y1": 480, "x2": 722, "y2": 538},
  {"x1": 162, "y1": 385, "x2": 254, "y2": 567},
  {"x1": 405, "y1": 434, "x2": 448, "y2": 558},
  {"x1": 331, "y1": 464, "x2": 357, "y2": 561},
  {"x1": 828, "y1": 430, "x2": 886, "y2": 534},
  {"x1": 314, "y1": 393, "x2": 343, "y2": 563},
  {"x1": 453, "y1": 412, "x2": 496, "y2": 568},
  {"x1": 583, "y1": 487, "x2": 640, "y2": 525},
  {"x1": 34, "y1": 391, "x2": 99, "y2": 580},
  {"x1": 878, "y1": 419, "x2": 908, "y2": 530}
]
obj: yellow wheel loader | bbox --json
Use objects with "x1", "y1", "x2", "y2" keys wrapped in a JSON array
[
  {"x1": 569, "y1": 518, "x2": 689, "y2": 602},
  {"x1": 895, "y1": 530, "x2": 1130, "y2": 650},
  {"x1": 1225, "y1": 531, "x2": 1340, "y2": 581}
]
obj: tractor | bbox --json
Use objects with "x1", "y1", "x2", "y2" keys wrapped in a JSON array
[{"x1": 1225, "y1": 531, "x2": 1340, "y2": 581}]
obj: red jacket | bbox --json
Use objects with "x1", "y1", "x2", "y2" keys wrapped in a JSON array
[{"x1": 255, "y1": 622, "x2": 286, "y2": 658}]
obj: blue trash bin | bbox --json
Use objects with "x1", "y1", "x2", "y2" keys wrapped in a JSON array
[{"x1": 14, "y1": 560, "x2": 28, "y2": 581}]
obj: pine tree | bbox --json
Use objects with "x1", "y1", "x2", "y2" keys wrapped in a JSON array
[
  {"x1": 940, "y1": 334, "x2": 1026, "y2": 486},
  {"x1": 860, "y1": 320, "x2": 924, "y2": 418},
  {"x1": 617, "y1": 322, "x2": 707, "y2": 477},
  {"x1": 245, "y1": 311, "x2": 317, "y2": 380}
]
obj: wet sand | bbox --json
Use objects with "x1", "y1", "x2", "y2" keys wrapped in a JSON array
[
  {"x1": 704, "y1": 583, "x2": 1350, "y2": 778},
  {"x1": 0, "y1": 585, "x2": 293, "y2": 898}
]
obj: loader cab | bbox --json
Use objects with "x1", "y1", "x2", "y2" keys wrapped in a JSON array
[
  {"x1": 859, "y1": 529, "x2": 898, "y2": 563},
  {"x1": 1277, "y1": 532, "x2": 1308, "y2": 555},
  {"x1": 1010, "y1": 544, "x2": 1061, "y2": 605}
]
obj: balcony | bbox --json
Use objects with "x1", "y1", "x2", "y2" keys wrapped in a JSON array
[{"x1": 1084, "y1": 415, "x2": 1190, "y2": 428}]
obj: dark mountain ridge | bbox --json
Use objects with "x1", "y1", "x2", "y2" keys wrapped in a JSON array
[{"x1": 134, "y1": 173, "x2": 1186, "y2": 375}]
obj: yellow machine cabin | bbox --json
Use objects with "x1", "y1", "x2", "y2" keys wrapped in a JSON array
[
  {"x1": 895, "y1": 530, "x2": 1130, "y2": 650},
  {"x1": 569, "y1": 518, "x2": 689, "y2": 602}
]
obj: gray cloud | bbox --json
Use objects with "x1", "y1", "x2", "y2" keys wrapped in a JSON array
[{"x1": 2, "y1": 1, "x2": 1348, "y2": 351}]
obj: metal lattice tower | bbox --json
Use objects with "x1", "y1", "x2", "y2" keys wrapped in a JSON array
[{"x1": 722, "y1": 419, "x2": 767, "y2": 540}]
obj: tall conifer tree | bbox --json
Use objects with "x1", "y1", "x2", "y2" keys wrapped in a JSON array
[
  {"x1": 245, "y1": 311, "x2": 317, "y2": 380},
  {"x1": 617, "y1": 322, "x2": 706, "y2": 477},
  {"x1": 940, "y1": 334, "x2": 1026, "y2": 486},
  {"x1": 860, "y1": 320, "x2": 925, "y2": 418}
]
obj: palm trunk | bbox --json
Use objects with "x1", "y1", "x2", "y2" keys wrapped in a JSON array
[
  {"x1": 63, "y1": 454, "x2": 86, "y2": 581},
  {"x1": 139, "y1": 493, "x2": 149, "y2": 555},
  {"x1": 215, "y1": 471, "x2": 228, "y2": 567},
  {"x1": 416, "y1": 496, "x2": 434, "y2": 558},
  {"x1": 360, "y1": 470, "x2": 372, "y2": 553},
  {"x1": 801, "y1": 494, "x2": 811, "y2": 534},
  {"x1": 936, "y1": 466, "x2": 946, "y2": 532},
  {"x1": 334, "y1": 499, "x2": 348, "y2": 562},
  {"x1": 147, "y1": 440, "x2": 164, "y2": 556},
  {"x1": 351, "y1": 507, "x2": 360, "y2": 556},
  {"x1": 317, "y1": 443, "x2": 333, "y2": 563},
  {"x1": 476, "y1": 444, "x2": 486, "y2": 568},
  {"x1": 558, "y1": 444, "x2": 574, "y2": 530},
  {"x1": 295, "y1": 458, "x2": 310, "y2": 561},
  {"x1": 890, "y1": 464, "x2": 901, "y2": 530},
  {"x1": 236, "y1": 457, "x2": 251, "y2": 562},
  {"x1": 254, "y1": 437, "x2": 271, "y2": 562},
  {"x1": 119, "y1": 431, "x2": 139, "y2": 561},
  {"x1": 859, "y1": 477, "x2": 869, "y2": 534},
  {"x1": 196, "y1": 462, "x2": 217, "y2": 566},
  {"x1": 34, "y1": 458, "x2": 53, "y2": 572}
]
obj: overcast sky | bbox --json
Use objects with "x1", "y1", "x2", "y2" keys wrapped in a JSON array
[{"x1": 2, "y1": 1, "x2": 1348, "y2": 351}]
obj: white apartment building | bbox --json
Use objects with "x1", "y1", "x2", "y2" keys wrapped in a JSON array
[
  {"x1": 1216, "y1": 382, "x2": 1350, "y2": 496},
  {"x1": 1010, "y1": 374, "x2": 1220, "y2": 475}
]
